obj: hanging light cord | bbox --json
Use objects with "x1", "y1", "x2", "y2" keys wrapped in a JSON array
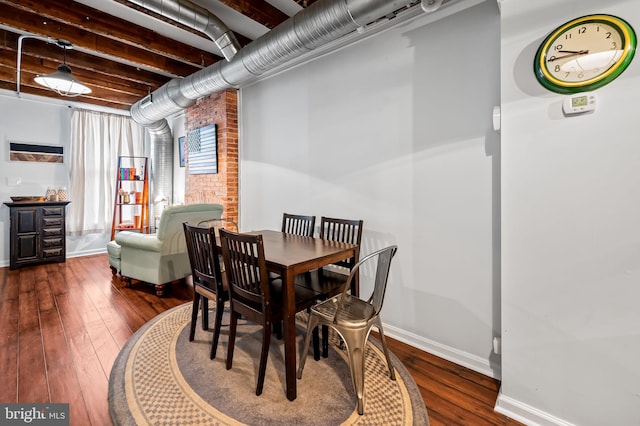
[{"x1": 16, "y1": 34, "x2": 53, "y2": 97}]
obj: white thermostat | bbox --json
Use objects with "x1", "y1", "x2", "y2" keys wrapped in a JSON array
[{"x1": 562, "y1": 93, "x2": 597, "y2": 115}]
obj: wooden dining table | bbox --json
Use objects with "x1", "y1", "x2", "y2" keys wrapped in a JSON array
[{"x1": 243, "y1": 229, "x2": 357, "y2": 401}]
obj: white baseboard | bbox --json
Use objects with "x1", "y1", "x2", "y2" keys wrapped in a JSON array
[
  {"x1": 66, "y1": 248, "x2": 107, "y2": 258},
  {"x1": 0, "y1": 248, "x2": 107, "y2": 268},
  {"x1": 495, "y1": 389, "x2": 576, "y2": 426},
  {"x1": 382, "y1": 322, "x2": 500, "y2": 379},
  {"x1": 381, "y1": 324, "x2": 574, "y2": 426}
]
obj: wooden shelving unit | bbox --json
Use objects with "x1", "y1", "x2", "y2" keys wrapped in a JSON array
[{"x1": 110, "y1": 156, "x2": 149, "y2": 241}]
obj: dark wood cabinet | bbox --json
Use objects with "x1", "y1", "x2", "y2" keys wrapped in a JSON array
[{"x1": 4, "y1": 201, "x2": 71, "y2": 269}]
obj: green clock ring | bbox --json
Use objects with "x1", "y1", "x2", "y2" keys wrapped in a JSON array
[{"x1": 534, "y1": 14, "x2": 637, "y2": 94}]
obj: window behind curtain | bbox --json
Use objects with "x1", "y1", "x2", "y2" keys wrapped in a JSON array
[{"x1": 67, "y1": 109, "x2": 145, "y2": 235}]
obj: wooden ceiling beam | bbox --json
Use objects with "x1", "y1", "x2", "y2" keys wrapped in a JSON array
[
  {"x1": 1, "y1": 30, "x2": 171, "y2": 89},
  {"x1": 111, "y1": 0, "x2": 254, "y2": 47},
  {"x1": 0, "y1": 2, "x2": 205, "y2": 77},
  {"x1": 216, "y1": 0, "x2": 290, "y2": 29},
  {"x1": 0, "y1": 55, "x2": 151, "y2": 98},
  {"x1": 0, "y1": 0, "x2": 221, "y2": 68},
  {"x1": 0, "y1": 76, "x2": 136, "y2": 110},
  {"x1": 0, "y1": 0, "x2": 300, "y2": 109}
]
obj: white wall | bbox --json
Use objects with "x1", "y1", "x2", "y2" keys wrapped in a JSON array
[
  {"x1": 240, "y1": 0, "x2": 501, "y2": 376},
  {"x1": 0, "y1": 94, "x2": 75, "y2": 266},
  {"x1": 171, "y1": 113, "x2": 186, "y2": 205},
  {"x1": 499, "y1": 0, "x2": 640, "y2": 425},
  {"x1": 0, "y1": 92, "x2": 143, "y2": 265}
]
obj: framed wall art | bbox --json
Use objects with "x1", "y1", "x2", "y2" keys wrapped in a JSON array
[
  {"x1": 9, "y1": 142, "x2": 63, "y2": 163},
  {"x1": 187, "y1": 124, "x2": 217, "y2": 174}
]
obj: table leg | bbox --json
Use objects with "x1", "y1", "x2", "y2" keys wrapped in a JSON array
[{"x1": 283, "y1": 271, "x2": 297, "y2": 401}]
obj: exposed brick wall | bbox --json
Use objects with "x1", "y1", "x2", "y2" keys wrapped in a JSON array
[{"x1": 184, "y1": 89, "x2": 238, "y2": 224}]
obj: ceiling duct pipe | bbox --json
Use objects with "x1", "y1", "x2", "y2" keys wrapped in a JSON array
[
  {"x1": 146, "y1": 119, "x2": 174, "y2": 208},
  {"x1": 132, "y1": 0, "x2": 416, "y2": 125},
  {"x1": 131, "y1": 0, "x2": 420, "y2": 203},
  {"x1": 129, "y1": 0, "x2": 240, "y2": 61},
  {"x1": 129, "y1": 0, "x2": 240, "y2": 205}
]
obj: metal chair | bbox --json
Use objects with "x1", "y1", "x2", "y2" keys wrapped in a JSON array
[
  {"x1": 183, "y1": 223, "x2": 228, "y2": 359},
  {"x1": 219, "y1": 229, "x2": 319, "y2": 396},
  {"x1": 297, "y1": 245, "x2": 398, "y2": 415},
  {"x1": 281, "y1": 213, "x2": 316, "y2": 237}
]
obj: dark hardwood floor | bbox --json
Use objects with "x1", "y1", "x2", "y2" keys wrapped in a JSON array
[{"x1": 0, "y1": 254, "x2": 520, "y2": 425}]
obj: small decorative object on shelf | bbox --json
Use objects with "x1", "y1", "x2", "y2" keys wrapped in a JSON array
[
  {"x1": 118, "y1": 189, "x2": 131, "y2": 204},
  {"x1": 46, "y1": 187, "x2": 57, "y2": 201},
  {"x1": 57, "y1": 187, "x2": 68, "y2": 201}
]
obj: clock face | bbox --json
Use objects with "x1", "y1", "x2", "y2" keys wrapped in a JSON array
[{"x1": 534, "y1": 15, "x2": 636, "y2": 94}]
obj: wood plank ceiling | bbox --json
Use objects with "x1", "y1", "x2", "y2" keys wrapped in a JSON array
[{"x1": 0, "y1": 0, "x2": 318, "y2": 110}]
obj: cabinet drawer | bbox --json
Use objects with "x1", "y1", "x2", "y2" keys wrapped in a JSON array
[
  {"x1": 43, "y1": 227, "x2": 63, "y2": 237},
  {"x1": 43, "y1": 237, "x2": 63, "y2": 248},
  {"x1": 43, "y1": 207, "x2": 63, "y2": 216},
  {"x1": 43, "y1": 248, "x2": 63, "y2": 258},
  {"x1": 43, "y1": 217, "x2": 63, "y2": 226}
]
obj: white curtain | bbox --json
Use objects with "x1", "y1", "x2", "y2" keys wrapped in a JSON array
[{"x1": 68, "y1": 109, "x2": 145, "y2": 235}]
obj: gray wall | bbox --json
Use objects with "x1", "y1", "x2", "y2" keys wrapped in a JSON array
[
  {"x1": 4, "y1": 0, "x2": 639, "y2": 424},
  {"x1": 499, "y1": 0, "x2": 640, "y2": 425},
  {"x1": 239, "y1": 0, "x2": 501, "y2": 377},
  {"x1": 240, "y1": 0, "x2": 640, "y2": 424}
]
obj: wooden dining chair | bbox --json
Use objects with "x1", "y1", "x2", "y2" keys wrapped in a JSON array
[
  {"x1": 219, "y1": 229, "x2": 319, "y2": 396},
  {"x1": 281, "y1": 213, "x2": 315, "y2": 237},
  {"x1": 297, "y1": 245, "x2": 398, "y2": 415},
  {"x1": 183, "y1": 223, "x2": 229, "y2": 359},
  {"x1": 319, "y1": 216, "x2": 363, "y2": 291},
  {"x1": 295, "y1": 216, "x2": 363, "y2": 357},
  {"x1": 271, "y1": 213, "x2": 317, "y2": 339}
]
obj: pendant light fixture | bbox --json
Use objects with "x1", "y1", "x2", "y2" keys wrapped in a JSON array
[{"x1": 33, "y1": 40, "x2": 91, "y2": 97}]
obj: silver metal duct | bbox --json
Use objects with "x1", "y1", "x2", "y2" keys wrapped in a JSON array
[
  {"x1": 145, "y1": 119, "x2": 174, "y2": 210},
  {"x1": 131, "y1": 0, "x2": 419, "y2": 203},
  {"x1": 129, "y1": 0, "x2": 240, "y2": 61},
  {"x1": 130, "y1": 0, "x2": 240, "y2": 204},
  {"x1": 132, "y1": 0, "x2": 416, "y2": 125}
]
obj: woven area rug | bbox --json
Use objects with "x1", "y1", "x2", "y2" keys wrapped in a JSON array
[{"x1": 108, "y1": 303, "x2": 429, "y2": 425}]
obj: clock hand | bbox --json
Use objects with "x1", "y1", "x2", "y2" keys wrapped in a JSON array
[{"x1": 547, "y1": 50, "x2": 589, "y2": 62}]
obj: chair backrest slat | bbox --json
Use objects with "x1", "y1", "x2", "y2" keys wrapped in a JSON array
[
  {"x1": 319, "y1": 216, "x2": 363, "y2": 269},
  {"x1": 183, "y1": 223, "x2": 223, "y2": 293},
  {"x1": 282, "y1": 213, "x2": 315, "y2": 237},
  {"x1": 220, "y1": 229, "x2": 271, "y2": 312}
]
